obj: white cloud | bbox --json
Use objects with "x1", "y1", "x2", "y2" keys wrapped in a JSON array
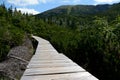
[
  {"x1": 39, "y1": 0, "x2": 47, "y2": 3},
  {"x1": 73, "y1": 0, "x2": 81, "y2": 3},
  {"x1": 17, "y1": 8, "x2": 40, "y2": 14},
  {"x1": 94, "y1": 0, "x2": 120, "y2": 4},
  {"x1": 62, "y1": 0, "x2": 70, "y2": 3},
  {"x1": 7, "y1": 0, "x2": 49, "y2": 6},
  {"x1": 7, "y1": 0, "x2": 82, "y2": 6},
  {"x1": 62, "y1": 0, "x2": 81, "y2": 4}
]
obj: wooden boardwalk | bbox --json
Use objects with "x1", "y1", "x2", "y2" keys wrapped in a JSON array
[{"x1": 21, "y1": 36, "x2": 98, "y2": 80}]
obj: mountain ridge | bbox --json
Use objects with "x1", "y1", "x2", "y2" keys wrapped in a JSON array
[{"x1": 36, "y1": 4, "x2": 112, "y2": 18}]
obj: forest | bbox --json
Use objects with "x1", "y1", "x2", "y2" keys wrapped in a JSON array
[{"x1": 0, "y1": 2, "x2": 120, "y2": 80}]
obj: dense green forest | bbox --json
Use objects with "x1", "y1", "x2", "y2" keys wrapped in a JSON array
[{"x1": 0, "y1": 2, "x2": 120, "y2": 80}]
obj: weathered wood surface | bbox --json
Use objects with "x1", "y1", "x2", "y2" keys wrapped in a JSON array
[{"x1": 21, "y1": 36, "x2": 98, "y2": 80}]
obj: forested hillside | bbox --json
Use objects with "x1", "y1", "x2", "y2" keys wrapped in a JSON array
[
  {"x1": 0, "y1": 2, "x2": 120, "y2": 80},
  {"x1": 37, "y1": 4, "x2": 111, "y2": 17}
]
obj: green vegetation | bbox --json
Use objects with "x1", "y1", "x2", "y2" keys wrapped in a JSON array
[
  {"x1": 0, "y1": 4, "x2": 25, "y2": 61},
  {"x1": 0, "y1": 2, "x2": 120, "y2": 80}
]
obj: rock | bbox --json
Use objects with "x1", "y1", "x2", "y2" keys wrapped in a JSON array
[
  {"x1": 0, "y1": 36, "x2": 34, "y2": 79},
  {"x1": 7, "y1": 46, "x2": 32, "y2": 61}
]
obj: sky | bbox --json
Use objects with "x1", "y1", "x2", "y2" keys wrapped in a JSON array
[{"x1": 0, "y1": 0, "x2": 120, "y2": 14}]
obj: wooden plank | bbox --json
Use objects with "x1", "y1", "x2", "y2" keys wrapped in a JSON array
[
  {"x1": 31, "y1": 58, "x2": 70, "y2": 60},
  {"x1": 36, "y1": 51, "x2": 58, "y2": 54},
  {"x1": 21, "y1": 72, "x2": 98, "y2": 80},
  {"x1": 32, "y1": 36, "x2": 49, "y2": 44},
  {"x1": 38, "y1": 45, "x2": 54, "y2": 48},
  {"x1": 33, "y1": 54, "x2": 67, "y2": 58},
  {"x1": 27, "y1": 62, "x2": 78, "y2": 68},
  {"x1": 36, "y1": 49, "x2": 57, "y2": 52},
  {"x1": 31, "y1": 55, "x2": 70, "y2": 60},
  {"x1": 35, "y1": 53, "x2": 60, "y2": 56},
  {"x1": 35, "y1": 50, "x2": 58, "y2": 55},
  {"x1": 37, "y1": 44, "x2": 56, "y2": 51},
  {"x1": 36, "y1": 49, "x2": 58, "y2": 53},
  {"x1": 35, "y1": 51, "x2": 58, "y2": 54},
  {"x1": 38, "y1": 46, "x2": 55, "y2": 50},
  {"x1": 28, "y1": 59, "x2": 72, "y2": 64},
  {"x1": 31, "y1": 57, "x2": 69, "y2": 60},
  {"x1": 24, "y1": 66, "x2": 85, "y2": 76},
  {"x1": 54, "y1": 76, "x2": 98, "y2": 80},
  {"x1": 28, "y1": 59, "x2": 74, "y2": 64},
  {"x1": 33, "y1": 53, "x2": 68, "y2": 57},
  {"x1": 32, "y1": 55, "x2": 69, "y2": 58}
]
